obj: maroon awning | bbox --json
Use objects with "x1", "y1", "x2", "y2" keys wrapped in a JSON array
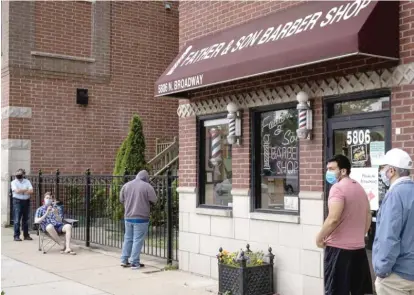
[{"x1": 155, "y1": 0, "x2": 399, "y2": 97}]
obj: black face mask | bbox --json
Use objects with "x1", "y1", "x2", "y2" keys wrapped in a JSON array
[{"x1": 16, "y1": 175, "x2": 23, "y2": 180}]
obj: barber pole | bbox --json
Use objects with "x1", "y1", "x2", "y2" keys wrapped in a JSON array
[
  {"x1": 296, "y1": 91, "x2": 311, "y2": 139},
  {"x1": 298, "y1": 109, "x2": 307, "y2": 130},
  {"x1": 209, "y1": 127, "x2": 222, "y2": 167},
  {"x1": 227, "y1": 112, "x2": 236, "y2": 138}
]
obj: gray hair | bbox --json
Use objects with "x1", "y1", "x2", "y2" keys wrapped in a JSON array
[{"x1": 391, "y1": 166, "x2": 411, "y2": 177}]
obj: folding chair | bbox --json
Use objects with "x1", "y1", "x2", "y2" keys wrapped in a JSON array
[
  {"x1": 36, "y1": 218, "x2": 78, "y2": 254},
  {"x1": 35, "y1": 204, "x2": 78, "y2": 254}
]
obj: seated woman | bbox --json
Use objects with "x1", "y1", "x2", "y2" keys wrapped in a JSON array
[{"x1": 34, "y1": 192, "x2": 76, "y2": 255}]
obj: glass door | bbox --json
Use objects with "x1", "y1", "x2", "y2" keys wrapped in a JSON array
[
  {"x1": 327, "y1": 117, "x2": 391, "y2": 293},
  {"x1": 328, "y1": 117, "x2": 391, "y2": 237}
]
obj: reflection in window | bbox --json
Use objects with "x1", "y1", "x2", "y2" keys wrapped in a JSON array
[
  {"x1": 202, "y1": 119, "x2": 232, "y2": 207},
  {"x1": 255, "y1": 108, "x2": 299, "y2": 213},
  {"x1": 333, "y1": 96, "x2": 390, "y2": 116}
]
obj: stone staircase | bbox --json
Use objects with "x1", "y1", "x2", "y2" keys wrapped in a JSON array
[{"x1": 148, "y1": 136, "x2": 178, "y2": 177}]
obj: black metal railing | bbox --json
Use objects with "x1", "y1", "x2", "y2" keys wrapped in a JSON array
[{"x1": 9, "y1": 169, "x2": 179, "y2": 262}]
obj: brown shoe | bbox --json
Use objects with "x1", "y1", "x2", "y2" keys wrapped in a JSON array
[{"x1": 24, "y1": 236, "x2": 33, "y2": 241}]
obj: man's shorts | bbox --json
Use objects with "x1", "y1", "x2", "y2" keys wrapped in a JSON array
[
  {"x1": 324, "y1": 246, "x2": 373, "y2": 295},
  {"x1": 54, "y1": 224, "x2": 64, "y2": 234}
]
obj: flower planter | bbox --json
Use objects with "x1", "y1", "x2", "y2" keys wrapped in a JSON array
[{"x1": 217, "y1": 245, "x2": 275, "y2": 295}]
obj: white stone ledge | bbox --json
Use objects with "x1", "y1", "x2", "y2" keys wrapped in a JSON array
[
  {"x1": 1, "y1": 106, "x2": 32, "y2": 119},
  {"x1": 299, "y1": 191, "x2": 324, "y2": 200},
  {"x1": 250, "y1": 212, "x2": 300, "y2": 224},
  {"x1": 31, "y1": 51, "x2": 95, "y2": 63},
  {"x1": 177, "y1": 186, "x2": 197, "y2": 194},
  {"x1": 1, "y1": 139, "x2": 31, "y2": 150},
  {"x1": 231, "y1": 188, "x2": 250, "y2": 197},
  {"x1": 196, "y1": 207, "x2": 232, "y2": 218}
]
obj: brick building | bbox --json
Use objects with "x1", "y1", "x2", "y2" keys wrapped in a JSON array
[
  {"x1": 1, "y1": 1, "x2": 179, "y2": 224},
  {"x1": 156, "y1": 1, "x2": 414, "y2": 294}
]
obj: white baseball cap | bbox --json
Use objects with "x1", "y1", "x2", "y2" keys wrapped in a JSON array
[{"x1": 379, "y1": 148, "x2": 413, "y2": 169}]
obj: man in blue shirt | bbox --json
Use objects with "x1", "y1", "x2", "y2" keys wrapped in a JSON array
[
  {"x1": 35, "y1": 192, "x2": 76, "y2": 254},
  {"x1": 373, "y1": 148, "x2": 414, "y2": 295},
  {"x1": 10, "y1": 168, "x2": 33, "y2": 241}
]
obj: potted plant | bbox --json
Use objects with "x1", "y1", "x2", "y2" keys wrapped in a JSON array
[{"x1": 217, "y1": 244, "x2": 275, "y2": 295}]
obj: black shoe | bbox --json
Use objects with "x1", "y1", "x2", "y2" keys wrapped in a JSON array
[
  {"x1": 121, "y1": 262, "x2": 131, "y2": 267},
  {"x1": 131, "y1": 263, "x2": 145, "y2": 269},
  {"x1": 24, "y1": 236, "x2": 33, "y2": 241},
  {"x1": 14, "y1": 237, "x2": 22, "y2": 241}
]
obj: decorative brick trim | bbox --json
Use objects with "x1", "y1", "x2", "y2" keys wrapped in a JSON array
[
  {"x1": 177, "y1": 62, "x2": 414, "y2": 118},
  {"x1": 31, "y1": 51, "x2": 95, "y2": 63},
  {"x1": 1, "y1": 106, "x2": 32, "y2": 119},
  {"x1": 1, "y1": 139, "x2": 31, "y2": 150}
]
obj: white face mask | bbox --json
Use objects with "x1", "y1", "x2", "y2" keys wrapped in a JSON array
[
  {"x1": 380, "y1": 168, "x2": 390, "y2": 187},
  {"x1": 44, "y1": 199, "x2": 52, "y2": 206}
]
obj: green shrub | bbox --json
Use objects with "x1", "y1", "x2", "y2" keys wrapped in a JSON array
[{"x1": 110, "y1": 115, "x2": 147, "y2": 220}]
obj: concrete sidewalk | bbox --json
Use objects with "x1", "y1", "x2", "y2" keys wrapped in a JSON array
[{"x1": 1, "y1": 228, "x2": 218, "y2": 295}]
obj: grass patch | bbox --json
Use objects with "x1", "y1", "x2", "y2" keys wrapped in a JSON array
[{"x1": 164, "y1": 263, "x2": 179, "y2": 271}]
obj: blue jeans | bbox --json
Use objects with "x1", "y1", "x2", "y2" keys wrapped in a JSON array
[
  {"x1": 120, "y1": 221, "x2": 149, "y2": 266},
  {"x1": 13, "y1": 198, "x2": 30, "y2": 238}
]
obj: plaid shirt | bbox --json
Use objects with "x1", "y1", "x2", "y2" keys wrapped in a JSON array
[{"x1": 35, "y1": 205, "x2": 63, "y2": 231}]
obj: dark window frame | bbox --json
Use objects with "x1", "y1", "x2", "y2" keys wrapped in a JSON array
[
  {"x1": 197, "y1": 112, "x2": 233, "y2": 210},
  {"x1": 323, "y1": 89, "x2": 392, "y2": 219},
  {"x1": 250, "y1": 102, "x2": 300, "y2": 215}
]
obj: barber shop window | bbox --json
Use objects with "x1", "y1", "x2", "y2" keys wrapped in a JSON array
[
  {"x1": 199, "y1": 117, "x2": 233, "y2": 207},
  {"x1": 252, "y1": 106, "x2": 299, "y2": 214}
]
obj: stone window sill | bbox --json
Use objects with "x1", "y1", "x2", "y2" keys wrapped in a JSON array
[
  {"x1": 249, "y1": 212, "x2": 300, "y2": 224},
  {"x1": 195, "y1": 207, "x2": 233, "y2": 218},
  {"x1": 31, "y1": 51, "x2": 95, "y2": 63}
]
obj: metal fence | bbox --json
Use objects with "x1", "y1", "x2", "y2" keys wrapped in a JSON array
[{"x1": 9, "y1": 170, "x2": 179, "y2": 263}]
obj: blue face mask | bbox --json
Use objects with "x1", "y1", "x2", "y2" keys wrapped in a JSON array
[
  {"x1": 44, "y1": 199, "x2": 52, "y2": 206},
  {"x1": 380, "y1": 169, "x2": 390, "y2": 187},
  {"x1": 325, "y1": 170, "x2": 338, "y2": 185}
]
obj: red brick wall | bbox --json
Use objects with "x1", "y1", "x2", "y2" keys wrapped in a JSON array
[
  {"x1": 4, "y1": 1, "x2": 179, "y2": 174},
  {"x1": 178, "y1": 1, "x2": 414, "y2": 192},
  {"x1": 393, "y1": 2, "x2": 414, "y2": 159},
  {"x1": 299, "y1": 97, "x2": 324, "y2": 192},
  {"x1": 34, "y1": 1, "x2": 92, "y2": 58},
  {"x1": 178, "y1": 116, "x2": 197, "y2": 187},
  {"x1": 179, "y1": 1, "x2": 304, "y2": 49},
  {"x1": 400, "y1": 1, "x2": 414, "y2": 64},
  {"x1": 392, "y1": 84, "x2": 414, "y2": 154}
]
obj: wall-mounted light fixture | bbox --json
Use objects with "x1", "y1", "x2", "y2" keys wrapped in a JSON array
[
  {"x1": 296, "y1": 91, "x2": 312, "y2": 140},
  {"x1": 227, "y1": 102, "x2": 242, "y2": 145},
  {"x1": 164, "y1": 1, "x2": 172, "y2": 11}
]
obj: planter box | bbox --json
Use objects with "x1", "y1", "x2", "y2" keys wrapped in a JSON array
[
  {"x1": 217, "y1": 246, "x2": 275, "y2": 295},
  {"x1": 218, "y1": 263, "x2": 274, "y2": 295}
]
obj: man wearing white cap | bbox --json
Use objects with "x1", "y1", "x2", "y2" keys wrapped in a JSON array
[{"x1": 373, "y1": 148, "x2": 414, "y2": 295}]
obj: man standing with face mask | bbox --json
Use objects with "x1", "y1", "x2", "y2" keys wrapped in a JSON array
[
  {"x1": 10, "y1": 168, "x2": 33, "y2": 241},
  {"x1": 316, "y1": 155, "x2": 373, "y2": 295},
  {"x1": 373, "y1": 148, "x2": 414, "y2": 295}
]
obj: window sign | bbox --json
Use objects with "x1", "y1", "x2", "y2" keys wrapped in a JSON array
[
  {"x1": 258, "y1": 108, "x2": 299, "y2": 212},
  {"x1": 370, "y1": 141, "x2": 385, "y2": 167},
  {"x1": 349, "y1": 167, "x2": 379, "y2": 211}
]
